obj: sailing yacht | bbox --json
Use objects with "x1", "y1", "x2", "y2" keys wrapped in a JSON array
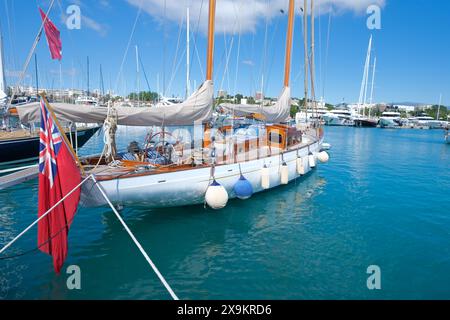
[
  {"x1": 17, "y1": 0, "x2": 328, "y2": 209},
  {"x1": 353, "y1": 115, "x2": 378, "y2": 127},
  {"x1": 353, "y1": 35, "x2": 378, "y2": 128}
]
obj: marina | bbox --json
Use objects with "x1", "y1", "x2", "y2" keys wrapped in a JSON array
[
  {"x1": 0, "y1": 0, "x2": 449, "y2": 304},
  {"x1": 1, "y1": 126, "x2": 449, "y2": 299}
]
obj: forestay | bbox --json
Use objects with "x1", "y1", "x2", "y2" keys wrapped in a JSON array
[
  {"x1": 220, "y1": 87, "x2": 291, "y2": 123},
  {"x1": 16, "y1": 80, "x2": 214, "y2": 126}
]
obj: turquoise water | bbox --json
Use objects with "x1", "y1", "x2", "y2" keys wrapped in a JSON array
[{"x1": 0, "y1": 126, "x2": 449, "y2": 299}]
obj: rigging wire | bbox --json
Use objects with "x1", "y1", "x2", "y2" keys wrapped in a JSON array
[
  {"x1": 219, "y1": 32, "x2": 235, "y2": 94},
  {"x1": 139, "y1": 55, "x2": 152, "y2": 92},
  {"x1": 166, "y1": 47, "x2": 188, "y2": 96},
  {"x1": 162, "y1": 0, "x2": 167, "y2": 96},
  {"x1": 263, "y1": 9, "x2": 282, "y2": 96},
  {"x1": 4, "y1": 0, "x2": 17, "y2": 73},
  {"x1": 259, "y1": 0, "x2": 270, "y2": 96},
  {"x1": 114, "y1": 1, "x2": 143, "y2": 95},
  {"x1": 322, "y1": 8, "x2": 332, "y2": 101},
  {"x1": 165, "y1": 13, "x2": 185, "y2": 96},
  {"x1": 189, "y1": 0, "x2": 205, "y2": 85},
  {"x1": 233, "y1": 31, "x2": 241, "y2": 96}
]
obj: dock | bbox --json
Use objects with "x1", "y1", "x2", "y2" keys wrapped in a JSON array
[{"x1": 0, "y1": 166, "x2": 39, "y2": 191}]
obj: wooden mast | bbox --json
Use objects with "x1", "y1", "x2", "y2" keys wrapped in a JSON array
[
  {"x1": 283, "y1": 0, "x2": 295, "y2": 87},
  {"x1": 310, "y1": 0, "x2": 317, "y2": 117},
  {"x1": 303, "y1": 0, "x2": 309, "y2": 111},
  {"x1": 206, "y1": 0, "x2": 216, "y2": 81}
]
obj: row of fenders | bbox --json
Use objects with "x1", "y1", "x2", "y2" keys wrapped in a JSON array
[{"x1": 205, "y1": 151, "x2": 330, "y2": 209}]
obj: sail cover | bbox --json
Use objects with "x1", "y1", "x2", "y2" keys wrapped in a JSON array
[
  {"x1": 17, "y1": 80, "x2": 214, "y2": 126},
  {"x1": 220, "y1": 87, "x2": 291, "y2": 123}
]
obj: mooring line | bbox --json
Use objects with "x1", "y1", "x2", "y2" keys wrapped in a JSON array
[{"x1": 91, "y1": 176, "x2": 179, "y2": 300}]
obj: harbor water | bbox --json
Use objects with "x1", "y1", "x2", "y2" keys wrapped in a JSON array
[{"x1": 0, "y1": 126, "x2": 449, "y2": 299}]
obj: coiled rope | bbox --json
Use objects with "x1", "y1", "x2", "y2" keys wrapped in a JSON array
[{"x1": 103, "y1": 103, "x2": 118, "y2": 162}]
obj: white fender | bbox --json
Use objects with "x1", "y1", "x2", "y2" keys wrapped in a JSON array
[
  {"x1": 308, "y1": 153, "x2": 316, "y2": 168},
  {"x1": 205, "y1": 181, "x2": 229, "y2": 209},
  {"x1": 317, "y1": 151, "x2": 330, "y2": 163},
  {"x1": 296, "y1": 157, "x2": 305, "y2": 175},
  {"x1": 280, "y1": 163, "x2": 289, "y2": 185},
  {"x1": 261, "y1": 165, "x2": 270, "y2": 189}
]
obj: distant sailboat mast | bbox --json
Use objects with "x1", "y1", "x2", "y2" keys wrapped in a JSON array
[
  {"x1": 135, "y1": 45, "x2": 140, "y2": 107},
  {"x1": 303, "y1": 0, "x2": 309, "y2": 116},
  {"x1": 87, "y1": 56, "x2": 90, "y2": 97},
  {"x1": 100, "y1": 64, "x2": 105, "y2": 98},
  {"x1": 34, "y1": 53, "x2": 39, "y2": 96},
  {"x1": 186, "y1": 7, "x2": 191, "y2": 98},
  {"x1": 437, "y1": 93, "x2": 442, "y2": 120},
  {"x1": 310, "y1": 0, "x2": 317, "y2": 118},
  {"x1": 358, "y1": 35, "x2": 372, "y2": 116},
  {"x1": 369, "y1": 56, "x2": 377, "y2": 117},
  {"x1": 0, "y1": 25, "x2": 6, "y2": 95}
]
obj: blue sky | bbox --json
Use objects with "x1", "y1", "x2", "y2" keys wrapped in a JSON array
[{"x1": 1, "y1": 0, "x2": 449, "y2": 105}]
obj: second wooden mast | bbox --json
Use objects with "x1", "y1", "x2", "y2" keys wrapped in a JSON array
[
  {"x1": 206, "y1": 0, "x2": 216, "y2": 82},
  {"x1": 283, "y1": 0, "x2": 295, "y2": 88}
]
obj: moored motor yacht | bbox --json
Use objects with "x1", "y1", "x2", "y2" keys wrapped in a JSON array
[
  {"x1": 379, "y1": 111, "x2": 401, "y2": 128},
  {"x1": 322, "y1": 109, "x2": 355, "y2": 126},
  {"x1": 75, "y1": 96, "x2": 98, "y2": 106}
]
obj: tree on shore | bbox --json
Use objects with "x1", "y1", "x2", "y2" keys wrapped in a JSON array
[{"x1": 128, "y1": 91, "x2": 159, "y2": 102}]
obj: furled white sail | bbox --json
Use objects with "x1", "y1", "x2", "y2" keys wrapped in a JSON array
[
  {"x1": 17, "y1": 80, "x2": 214, "y2": 126},
  {"x1": 220, "y1": 87, "x2": 291, "y2": 123},
  {"x1": 0, "y1": 90, "x2": 6, "y2": 100}
]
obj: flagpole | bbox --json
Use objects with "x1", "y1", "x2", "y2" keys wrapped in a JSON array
[
  {"x1": 41, "y1": 94, "x2": 85, "y2": 174},
  {"x1": 7, "y1": 0, "x2": 55, "y2": 107},
  {"x1": 34, "y1": 53, "x2": 39, "y2": 96}
]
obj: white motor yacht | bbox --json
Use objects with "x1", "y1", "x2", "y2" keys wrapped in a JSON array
[{"x1": 379, "y1": 112, "x2": 401, "y2": 128}]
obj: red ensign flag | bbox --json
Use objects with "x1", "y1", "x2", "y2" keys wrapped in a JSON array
[
  {"x1": 38, "y1": 98, "x2": 81, "y2": 273},
  {"x1": 39, "y1": 7, "x2": 62, "y2": 60}
]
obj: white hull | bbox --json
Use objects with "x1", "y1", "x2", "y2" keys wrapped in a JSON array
[
  {"x1": 83, "y1": 140, "x2": 322, "y2": 208},
  {"x1": 379, "y1": 117, "x2": 400, "y2": 128},
  {"x1": 425, "y1": 120, "x2": 447, "y2": 129},
  {"x1": 322, "y1": 115, "x2": 353, "y2": 126}
]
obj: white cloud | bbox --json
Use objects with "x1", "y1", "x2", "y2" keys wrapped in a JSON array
[
  {"x1": 81, "y1": 15, "x2": 108, "y2": 36},
  {"x1": 126, "y1": 0, "x2": 386, "y2": 34},
  {"x1": 58, "y1": 0, "x2": 109, "y2": 36},
  {"x1": 242, "y1": 60, "x2": 255, "y2": 66},
  {"x1": 50, "y1": 68, "x2": 78, "y2": 77},
  {"x1": 99, "y1": 0, "x2": 111, "y2": 8}
]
